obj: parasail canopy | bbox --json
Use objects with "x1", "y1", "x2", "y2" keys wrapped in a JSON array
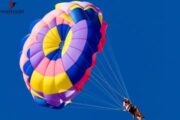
[{"x1": 19, "y1": 1, "x2": 107, "y2": 109}]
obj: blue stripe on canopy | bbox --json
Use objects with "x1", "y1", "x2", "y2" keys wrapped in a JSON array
[
  {"x1": 46, "y1": 24, "x2": 71, "y2": 60},
  {"x1": 66, "y1": 21, "x2": 101, "y2": 84},
  {"x1": 69, "y1": 8, "x2": 86, "y2": 23},
  {"x1": 46, "y1": 49, "x2": 61, "y2": 60},
  {"x1": 23, "y1": 61, "x2": 34, "y2": 77},
  {"x1": 57, "y1": 24, "x2": 71, "y2": 41}
]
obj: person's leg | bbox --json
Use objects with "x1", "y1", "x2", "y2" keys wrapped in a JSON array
[
  {"x1": 135, "y1": 109, "x2": 143, "y2": 118},
  {"x1": 137, "y1": 116, "x2": 142, "y2": 120}
]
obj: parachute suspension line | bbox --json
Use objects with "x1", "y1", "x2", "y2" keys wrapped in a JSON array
[
  {"x1": 100, "y1": 53, "x2": 128, "y2": 98},
  {"x1": 88, "y1": 76, "x2": 121, "y2": 107},
  {"x1": 76, "y1": 36, "x2": 124, "y2": 97},
  {"x1": 96, "y1": 35, "x2": 130, "y2": 99},
  {"x1": 78, "y1": 71, "x2": 122, "y2": 107},
  {"x1": 65, "y1": 57, "x2": 122, "y2": 109},
  {"x1": 105, "y1": 35, "x2": 130, "y2": 99},
  {"x1": 94, "y1": 36, "x2": 129, "y2": 98},
  {"x1": 92, "y1": 57, "x2": 127, "y2": 97},
  {"x1": 64, "y1": 39, "x2": 122, "y2": 108},
  {"x1": 88, "y1": 75, "x2": 122, "y2": 108},
  {"x1": 83, "y1": 36, "x2": 128, "y2": 98},
  {"x1": 89, "y1": 76, "x2": 123, "y2": 108},
  {"x1": 74, "y1": 39, "x2": 124, "y2": 102},
  {"x1": 74, "y1": 80, "x2": 123, "y2": 110},
  {"x1": 96, "y1": 60, "x2": 126, "y2": 96},
  {"x1": 95, "y1": 54, "x2": 127, "y2": 98},
  {"x1": 79, "y1": 91, "x2": 119, "y2": 108},
  {"x1": 108, "y1": 48, "x2": 130, "y2": 99},
  {"x1": 71, "y1": 34, "x2": 128, "y2": 109},
  {"x1": 70, "y1": 106, "x2": 120, "y2": 111},
  {"x1": 68, "y1": 57, "x2": 122, "y2": 107},
  {"x1": 90, "y1": 74, "x2": 123, "y2": 103},
  {"x1": 70, "y1": 105, "x2": 122, "y2": 111},
  {"x1": 72, "y1": 102, "x2": 122, "y2": 111},
  {"x1": 92, "y1": 62, "x2": 127, "y2": 98},
  {"x1": 91, "y1": 71, "x2": 125, "y2": 99}
]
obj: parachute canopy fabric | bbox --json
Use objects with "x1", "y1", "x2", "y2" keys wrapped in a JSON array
[{"x1": 19, "y1": 1, "x2": 107, "y2": 108}]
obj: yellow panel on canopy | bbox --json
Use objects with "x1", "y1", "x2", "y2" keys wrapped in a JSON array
[
  {"x1": 30, "y1": 71, "x2": 73, "y2": 94},
  {"x1": 43, "y1": 26, "x2": 61, "y2": 56}
]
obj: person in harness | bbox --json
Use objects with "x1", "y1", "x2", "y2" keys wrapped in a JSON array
[{"x1": 123, "y1": 98, "x2": 144, "y2": 120}]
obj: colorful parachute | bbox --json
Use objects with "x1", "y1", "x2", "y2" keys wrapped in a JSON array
[{"x1": 19, "y1": 1, "x2": 107, "y2": 108}]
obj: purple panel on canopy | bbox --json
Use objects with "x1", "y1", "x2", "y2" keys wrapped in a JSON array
[
  {"x1": 30, "y1": 51, "x2": 44, "y2": 68},
  {"x1": 32, "y1": 88, "x2": 44, "y2": 97},
  {"x1": 66, "y1": 47, "x2": 82, "y2": 62},
  {"x1": 37, "y1": 26, "x2": 49, "y2": 42},
  {"x1": 30, "y1": 43, "x2": 42, "y2": 57},
  {"x1": 39, "y1": 26, "x2": 49, "y2": 35},
  {"x1": 49, "y1": 18, "x2": 57, "y2": 29},
  {"x1": 72, "y1": 20, "x2": 87, "y2": 32},
  {"x1": 43, "y1": 87, "x2": 78, "y2": 107},
  {"x1": 37, "y1": 34, "x2": 44, "y2": 43},
  {"x1": 44, "y1": 94, "x2": 63, "y2": 107},
  {"x1": 70, "y1": 20, "x2": 87, "y2": 50},
  {"x1": 70, "y1": 37, "x2": 86, "y2": 51},
  {"x1": 63, "y1": 88, "x2": 78, "y2": 100},
  {"x1": 73, "y1": 28, "x2": 88, "y2": 38},
  {"x1": 72, "y1": 30, "x2": 88, "y2": 39},
  {"x1": 62, "y1": 53, "x2": 75, "y2": 71}
]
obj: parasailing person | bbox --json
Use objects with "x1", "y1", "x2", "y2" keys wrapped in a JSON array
[{"x1": 123, "y1": 98, "x2": 144, "y2": 120}]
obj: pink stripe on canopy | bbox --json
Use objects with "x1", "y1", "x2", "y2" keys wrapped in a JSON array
[
  {"x1": 35, "y1": 57, "x2": 50, "y2": 75},
  {"x1": 44, "y1": 60, "x2": 56, "y2": 76},
  {"x1": 55, "y1": 58, "x2": 65, "y2": 75}
]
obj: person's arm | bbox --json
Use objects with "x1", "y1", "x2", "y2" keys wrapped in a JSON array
[{"x1": 123, "y1": 102, "x2": 126, "y2": 111}]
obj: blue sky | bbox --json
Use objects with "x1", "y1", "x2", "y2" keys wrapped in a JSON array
[{"x1": 0, "y1": 0, "x2": 180, "y2": 120}]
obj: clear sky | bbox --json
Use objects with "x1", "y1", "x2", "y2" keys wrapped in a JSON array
[{"x1": 0, "y1": 0, "x2": 179, "y2": 120}]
